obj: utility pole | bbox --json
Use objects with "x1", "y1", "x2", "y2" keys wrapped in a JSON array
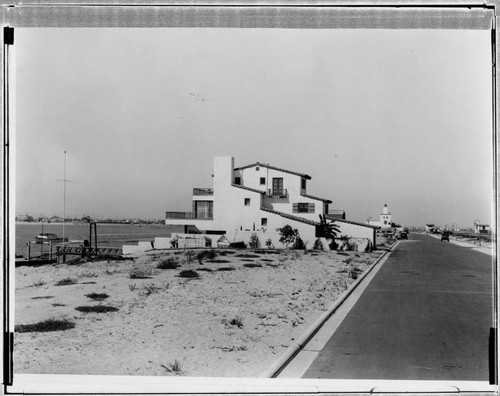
[{"x1": 56, "y1": 151, "x2": 73, "y2": 243}]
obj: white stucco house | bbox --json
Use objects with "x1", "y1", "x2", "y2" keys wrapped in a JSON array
[{"x1": 165, "y1": 156, "x2": 378, "y2": 250}]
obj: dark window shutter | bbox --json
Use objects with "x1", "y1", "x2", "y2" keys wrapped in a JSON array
[
  {"x1": 309, "y1": 203, "x2": 315, "y2": 213},
  {"x1": 292, "y1": 203, "x2": 299, "y2": 213}
]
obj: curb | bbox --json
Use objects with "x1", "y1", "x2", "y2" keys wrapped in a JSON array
[{"x1": 261, "y1": 243, "x2": 397, "y2": 378}]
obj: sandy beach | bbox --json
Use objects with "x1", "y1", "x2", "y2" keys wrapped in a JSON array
[{"x1": 14, "y1": 247, "x2": 385, "y2": 377}]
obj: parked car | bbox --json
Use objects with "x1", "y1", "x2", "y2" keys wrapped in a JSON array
[
  {"x1": 396, "y1": 231, "x2": 408, "y2": 240},
  {"x1": 441, "y1": 231, "x2": 450, "y2": 242}
]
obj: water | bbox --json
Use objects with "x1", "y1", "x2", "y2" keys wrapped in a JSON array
[{"x1": 14, "y1": 222, "x2": 184, "y2": 257}]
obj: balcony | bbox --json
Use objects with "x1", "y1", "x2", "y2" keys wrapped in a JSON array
[
  {"x1": 193, "y1": 188, "x2": 214, "y2": 196},
  {"x1": 165, "y1": 211, "x2": 213, "y2": 220},
  {"x1": 268, "y1": 188, "x2": 288, "y2": 198}
]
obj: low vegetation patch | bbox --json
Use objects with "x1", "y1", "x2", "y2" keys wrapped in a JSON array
[
  {"x1": 235, "y1": 253, "x2": 261, "y2": 258},
  {"x1": 178, "y1": 270, "x2": 200, "y2": 278},
  {"x1": 15, "y1": 318, "x2": 75, "y2": 333},
  {"x1": 31, "y1": 280, "x2": 46, "y2": 287},
  {"x1": 85, "y1": 292, "x2": 109, "y2": 301},
  {"x1": 228, "y1": 315, "x2": 244, "y2": 328},
  {"x1": 243, "y1": 263, "x2": 262, "y2": 268},
  {"x1": 217, "y1": 266, "x2": 235, "y2": 271},
  {"x1": 161, "y1": 360, "x2": 183, "y2": 374},
  {"x1": 55, "y1": 278, "x2": 77, "y2": 286},
  {"x1": 52, "y1": 303, "x2": 66, "y2": 307},
  {"x1": 210, "y1": 259, "x2": 231, "y2": 263},
  {"x1": 197, "y1": 267, "x2": 213, "y2": 272},
  {"x1": 75, "y1": 305, "x2": 119, "y2": 313},
  {"x1": 157, "y1": 256, "x2": 180, "y2": 270},
  {"x1": 31, "y1": 296, "x2": 54, "y2": 300},
  {"x1": 218, "y1": 250, "x2": 235, "y2": 256},
  {"x1": 128, "y1": 267, "x2": 152, "y2": 279}
]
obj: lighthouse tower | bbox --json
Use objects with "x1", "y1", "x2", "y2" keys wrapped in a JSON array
[{"x1": 379, "y1": 204, "x2": 392, "y2": 228}]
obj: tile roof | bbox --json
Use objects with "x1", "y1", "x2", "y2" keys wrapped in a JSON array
[
  {"x1": 231, "y1": 184, "x2": 266, "y2": 194},
  {"x1": 260, "y1": 207, "x2": 320, "y2": 226},
  {"x1": 235, "y1": 162, "x2": 312, "y2": 180},
  {"x1": 325, "y1": 216, "x2": 381, "y2": 229},
  {"x1": 301, "y1": 193, "x2": 332, "y2": 204}
]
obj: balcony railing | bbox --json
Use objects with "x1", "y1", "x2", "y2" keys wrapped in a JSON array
[
  {"x1": 193, "y1": 188, "x2": 214, "y2": 196},
  {"x1": 165, "y1": 211, "x2": 213, "y2": 220},
  {"x1": 268, "y1": 188, "x2": 288, "y2": 198}
]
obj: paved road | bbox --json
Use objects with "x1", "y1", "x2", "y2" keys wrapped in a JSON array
[{"x1": 303, "y1": 233, "x2": 493, "y2": 380}]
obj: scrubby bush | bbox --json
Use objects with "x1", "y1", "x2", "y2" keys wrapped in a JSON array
[
  {"x1": 229, "y1": 241, "x2": 246, "y2": 249},
  {"x1": 292, "y1": 236, "x2": 307, "y2": 250},
  {"x1": 184, "y1": 249, "x2": 195, "y2": 263},
  {"x1": 229, "y1": 315, "x2": 244, "y2": 328},
  {"x1": 157, "y1": 256, "x2": 179, "y2": 270},
  {"x1": 178, "y1": 269, "x2": 200, "y2": 278},
  {"x1": 75, "y1": 305, "x2": 119, "y2": 313},
  {"x1": 313, "y1": 238, "x2": 324, "y2": 250},
  {"x1": 265, "y1": 238, "x2": 273, "y2": 249},
  {"x1": 15, "y1": 318, "x2": 75, "y2": 333},
  {"x1": 85, "y1": 293, "x2": 109, "y2": 301},
  {"x1": 128, "y1": 267, "x2": 152, "y2": 279},
  {"x1": 248, "y1": 233, "x2": 260, "y2": 249},
  {"x1": 55, "y1": 278, "x2": 77, "y2": 286}
]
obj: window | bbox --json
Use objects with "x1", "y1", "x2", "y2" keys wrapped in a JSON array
[
  {"x1": 234, "y1": 177, "x2": 241, "y2": 185},
  {"x1": 301, "y1": 178, "x2": 306, "y2": 190},
  {"x1": 256, "y1": 166, "x2": 260, "y2": 171},
  {"x1": 293, "y1": 202, "x2": 315, "y2": 213},
  {"x1": 261, "y1": 218, "x2": 267, "y2": 226},
  {"x1": 244, "y1": 198, "x2": 250, "y2": 206},
  {"x1": 298, "y1": 203, "x2": 309, "y2": 212},
  {"x1": 260, "y1": 177, "x2": 266, "y2": 185}
]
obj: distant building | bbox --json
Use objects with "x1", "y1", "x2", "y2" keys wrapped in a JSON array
[
  {"x1": 474, "y1": 223, "x2": 490, "y2": 234},
  {"x1": 165, "y1": 156, "x2": 378, "y2": 249},
  {"x1": 425, "y1": 224, "x2": 437, "y2": 233},
  {"x1": 328, "y1": 209, "x2": 346, "y2": 220},
  {"x1": 367, "y1": 204, "x2": 393, "y2": 229}
]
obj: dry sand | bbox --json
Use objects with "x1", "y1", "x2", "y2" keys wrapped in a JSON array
[{"x1": 14, "y1": 248, "x2": 384, "y2": 377}]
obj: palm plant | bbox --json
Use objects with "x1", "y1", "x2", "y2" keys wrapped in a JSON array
[{"x1": 318, "y1": 214, "x2": 341, "y2": 250}]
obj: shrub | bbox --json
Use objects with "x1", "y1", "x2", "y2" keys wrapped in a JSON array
[
  {"x1": 128, "y1": 267, "x2": 152, "y2": 279},
  {"x1": 15, "y1": 318, "x2": 75, "y2": 333},
  {"x1": 243, "y1": 263, "x2": 262, "y2": 268},
  {"x1": 348, "y1": 267, "x2": 360, "y2": 280},
  {"x1": 229, "y1": 241, "x2": 246, "y2": 249},
  {"x1": 85, "y1": 293, "x2": 109, "y2": 301},
  {"x1": 265, "y1": 238, "x2": 273, "y2": 249},
  {"x1": 157, "y1": 256, "x2": 179, "y2": 270},
  {"x1": 55, "y1": 278, "x2": 77, "y2": 286},
  {"x1": 313, "y1": 238, "x2": 324, "y2": 250},
  {"x1": 235, "y1": 253, "x2": 260, "y2": 258},
  {"x1": 31, "y1": 296, "x2": 54, "y2": 300},
  {"x1": 75, "y1": 305, "x2": 119, "y2": 313},
  {"x1": 197, "y1": 250, "x2": 216, "y2": 265},
  {"x1": 129, "y1": 283, "x2": 137, "y2": 291},
  {"x1": 277, "y1": 225, "x2": 298, "y2": 249},
  {"x1": 162, "y1": 360, "x2": 182, "y2": 373},
  {"x1": 217, "y1": 266, "x2": 235, "y2": 271},
  {"x1": 31, "y1": 280, "x2": 46, "y2": 287},
  {"x1": 228, "y1": 315, "x2": 244, "y2": 328},
  {"x1": 292, "y1": 236, "x2": 306, "y2": 250},
  {"x1": 197, "y1": 267, "x2": 213, "y2": 272},
  {"x1": 178, "y1": 270, "x2": 199, "y2": 278},
  {"x1": 248, "y1": 233, "x2": 260, "y2": 249},
  {"x1": 184, "y1": 250, "x2": 195, "y2": 263}
]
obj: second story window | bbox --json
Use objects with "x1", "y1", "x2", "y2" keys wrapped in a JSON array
[
  {"x1": 301, "y1": 178, "x2": 306, "y2": 190},
  {"x1": 293, "y1": 202, "x2": 315, "y2": 213},
  {"x1": 244, "y1": 198, "x2": 250, "y2": 206},
  {"x1": 235, "y1": 177, "x2": 241, "y2": 185},
  {"x1": 260, "y1": 177, "x2": 266, "y2": 185}
]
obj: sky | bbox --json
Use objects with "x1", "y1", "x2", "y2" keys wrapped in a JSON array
[{"x1": 14, "y1": 28, "x2": 493, "y2": 228}]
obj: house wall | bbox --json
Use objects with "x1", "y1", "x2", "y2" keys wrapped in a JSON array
[{"x1": 335, "y1": 221, "x2": 376, "y2": 245}]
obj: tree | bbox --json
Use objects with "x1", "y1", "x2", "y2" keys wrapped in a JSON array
[
  {"x1": 277, "y1": 225, "x2": 298, "y2": 249},
  {"x1": 318, "y1": 215, "x2": 341, "y2": 250},
  {"x1": 248, "y1": 233, "x2": 260, "y2": 249}
]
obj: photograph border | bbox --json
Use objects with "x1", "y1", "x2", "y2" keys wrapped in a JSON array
[{"x1": 1, "y1": 1, "x2": 498, "y2": 395}]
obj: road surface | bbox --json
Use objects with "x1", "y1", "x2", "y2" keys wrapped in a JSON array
[{"x1": 303, "y1": 233, "x2": 493, "y2": 380}]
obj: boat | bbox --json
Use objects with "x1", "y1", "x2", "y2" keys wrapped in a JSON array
[{"x1": 35, "y1": 233, "x2": 68, "y2": 243}]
